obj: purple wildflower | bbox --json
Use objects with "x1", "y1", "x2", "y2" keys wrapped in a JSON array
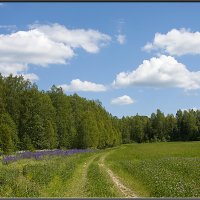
[{"x1": 2, "y1": 149, "x2": 96, "y2": 164}]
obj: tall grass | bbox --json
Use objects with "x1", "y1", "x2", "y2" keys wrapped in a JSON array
[{"x1": 0, "y1": 152, "x2": 95, "y2": 197}]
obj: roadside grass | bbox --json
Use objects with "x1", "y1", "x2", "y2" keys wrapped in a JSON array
[
  {"x1": 106, "y1": 142, "x2": 200, "y2": 197},
  {"x1": 0, "y1": 152, "x2": 97, "y2": 197},
  {"x1": 1, "y1": 142, "x2": 200, "y2": 197},
  {"x1": 85, "y1": 154, "x2": 122, "y2": 197},
  {"x1": 63, "y1": 153, "x2": 99, "y2": 197}
]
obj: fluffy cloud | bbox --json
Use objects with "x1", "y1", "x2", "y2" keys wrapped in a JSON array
[
  {"x1": 59, "y1": 79, "x2": 107, "y2": 92},
  {"x1": 31, "y1": 24, "x2": 111, "y2": 53},
  {"x1": 116, "y1": 34, "x2": 126, "y2": 45},
  {"x1": 143, "y1": 28, "x2": 200, "y2": 56},
  {"x1": 111, "y1": 95, "x2": 134, "y2": 105},
  {"x1": 0, "y1": 23, "x2": 111, "y2": 81},
  {"x1": 113, "y1": 55, "x2": 200, "y2": 90}
]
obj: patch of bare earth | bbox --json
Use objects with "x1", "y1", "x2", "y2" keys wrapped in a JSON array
[{"x1": 99, "y1": 153, "x2": 138, "y2": 198}]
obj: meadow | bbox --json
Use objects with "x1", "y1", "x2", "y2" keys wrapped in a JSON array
[
  {"x1": 106, "y1": 142, "x2": 200, "y2": 197},
  {"x1": 0, "y1": 142, "x2": 200, "y2": 197}
]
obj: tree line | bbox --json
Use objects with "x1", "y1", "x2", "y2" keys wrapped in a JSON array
[
  {"x1": 0, "y1": 75, "x2": 121, "y2": 154},
  {"x1": 116, "y1": 109, "x2": 200, "y2": 144},
  {"x1": 0, "y1": 75, "x2": 199, "y2": 154}
]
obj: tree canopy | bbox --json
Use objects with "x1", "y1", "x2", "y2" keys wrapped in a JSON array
[{"x1": 0, "y1": 75, "x2": 199, "y2": 154}]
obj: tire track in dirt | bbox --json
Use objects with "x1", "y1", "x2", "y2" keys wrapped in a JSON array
[
  {"x1": 98, "y1": 151, "x2": 138, "y2": 198},
  {"x1": 82, "y1": 155, "x2": 97, "y2": 190},
  {"x1": 65, "y1": 154, "x2": 98, "y2": 197}
]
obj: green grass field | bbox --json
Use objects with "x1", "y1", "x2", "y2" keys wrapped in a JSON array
[
  {"x1": 106, "y1": 142, "x2": 200, "y2": 197},
  {"x1": 0, "y1": 142, "x2": 200, "y2": 197}
]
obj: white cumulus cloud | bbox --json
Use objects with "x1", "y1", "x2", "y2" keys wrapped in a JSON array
[
  {"x1": 0, "y1": 23, "x2": 111, "y2": 81},
  {"x1": 116, "y1": 34, "x2": 126, "y2": 45},
  {"x1": 111, "y1": 95, "x2": 134, "y2": 105},
  {"x1": 113, "y1": 55, "x2": 200, "y2": 90},
  {"x1": 59, "y1": 79, "x2": 107, "y2": 92},
  {"x1": 143, "y1": 28, "x2": 200, "y2": 56},
  {"x1": 31, "y1": 23, "x2": 111, "y2": 53}
]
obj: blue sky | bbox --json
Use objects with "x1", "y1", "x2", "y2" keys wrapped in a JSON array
[{"x1": 0, "y1": 3, "x2": 200, "y2": 117}]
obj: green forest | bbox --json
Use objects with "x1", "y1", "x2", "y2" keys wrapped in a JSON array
[{"x1": 0, "y1": 74, "x2": 200, "y2": 154}]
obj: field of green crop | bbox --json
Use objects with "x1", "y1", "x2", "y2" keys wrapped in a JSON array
[
  {"x1": 0, "y1": 142, "x2": 200, "y2": 197},
  {"x1": 106, "y1": 142, "x2": 200, "y2": 197}
]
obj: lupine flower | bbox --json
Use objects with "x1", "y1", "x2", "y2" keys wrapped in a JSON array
[{"x1": 2, "y1": 149, "x2": 96, "y2": 165}]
